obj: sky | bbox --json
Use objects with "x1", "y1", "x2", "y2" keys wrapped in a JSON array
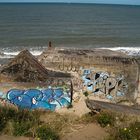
[{"x1": 0, "y1": 0, "x2": 140, "y2": 5}]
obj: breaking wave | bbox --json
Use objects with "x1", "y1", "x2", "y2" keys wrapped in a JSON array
[
  {"x1": 1, "y1": 46, "x2": 140, "y2": 59},
  {"x1": 0, "y1": 50, "x2": 43, "y2": 59},
  {"x1": 100, "y1": 47, "x2": 140, "y2": 56}
]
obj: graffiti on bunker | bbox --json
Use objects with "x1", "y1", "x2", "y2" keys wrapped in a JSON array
[
  {"x1": 6, "y1": 87, "x2": 71, "y2": 111},
  {"x1": 81, "y1": 68, "x2": 128, "y2": 100}
]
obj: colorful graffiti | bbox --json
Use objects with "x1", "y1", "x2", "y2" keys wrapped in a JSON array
[
  {"x1": 6, "y1": 87, "x2": 71, "y2": 111},
  {"x1": 81, "y1": 68, "x2": 128, "y2": 100}
]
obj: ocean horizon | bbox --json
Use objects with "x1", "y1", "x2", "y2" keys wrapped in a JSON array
[
  {"x1": 0, "y1": 3, "x2": 140, "y2": 58},
  {"x1": 0, "y1": 2, "x2": 140, "y2": 6}
]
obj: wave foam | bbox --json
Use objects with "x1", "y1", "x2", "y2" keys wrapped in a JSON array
[
  {"x1": 1, "y1": 47, "x2": 140, "y2": 59},
  {"x1": 101, "y1": 47, "x2": 140, "y2": 56},
  {"x1": 0, "y1": 50, "x2": 43, "y2": 59},
  {"x1": 29, "y1": 50, "x2": 43, "y2": 56}
]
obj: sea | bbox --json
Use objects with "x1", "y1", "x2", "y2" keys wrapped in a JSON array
[{"x1": 0, "y1": 3, "x2": 140, "y2": 63}]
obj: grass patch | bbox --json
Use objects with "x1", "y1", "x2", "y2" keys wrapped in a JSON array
[
  {"x1": 0, "y1": 106, "x2": 17, "y2": 132},
  {"x1": 80, "y1": 111, "x2": 115, "y2": 127},
  {"x1": 12, "y1": 121, "x2": 33, "y2": 136},
  {"x1": 36, "y1": 125, "x2": 59, "y2": 140},
  {"x1": 96, "y1": 111, "x2": 115, "y2": 127},
  {"x1": 0, "y1": 106, "x2": 79, "y2": 139},
  {"x1": 107, "y1": 121, "x2": 140, "y2": 140},
  {"x1": 0, "y1": 106, "x2": 139, "y2": 140},
  {"x1": 80, "y1": 112, "x2": 96, "y2": 123},
  {"x1": 0, "y1": 115, "x2": 7, "y2": 132},
  {"x1": 0, "y1": 106, "x2": 44, "y2": 137},
  {"x1": 40, "y1": 112, "x2": 79, "y2": 135},
  {"x1": 79, "y1": 110, "x2": 140, "y2": 140}
]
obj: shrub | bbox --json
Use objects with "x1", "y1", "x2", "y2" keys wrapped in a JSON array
[
  {"x1": 12, "y1": 121, "x2": 32, "y2": 136},
  {"x1": 0, "y1": 106, "x2": 15, "y2": 132},
  {"x1": 97, "y1": 112, "x2": 115, "y2": 127},
  {"x1": 12, "y1": 110, "x2": 42, "y2": 137},
  {"x1": 36, "y1": 125, "x2": 59, "y2": 140},
  {"x1": 13, "y1": 109, "x2": 40, "y2": 122},
  {"x1": 107, "y1": 121, "x2": 140, "y2": 140},
  {"x1": 118, "y1": 128, "x2": 133, "y2": 140},
  {"x1": 0, "y1": 106, "x2": 17, "y2": 120},
  {"x1": 0, "y1": 115, "x2": 7, "y2": 132},
  {"x1": 0, "y1": 106, "x2": 42, "y2": 137},
  {"x1": 83, "y1": 91, "x2": 89, "y2": 97},
  {"x1": 80, "y1": 112, "x2": 96, "y2": 124},
  {"x1": 116, "y1": 122, "x2": 140, "y2": 140}
]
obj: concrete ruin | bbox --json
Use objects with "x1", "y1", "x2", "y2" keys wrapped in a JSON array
[
  {"x1": 38, "y1": 47, "x2": 140, "y2": 105},
  {"x1": 0, "y1": 49, "x2": 71, "y2": 82},
  {"x1": 0, "y1": 47, "x2": 140, "y2": 111}
]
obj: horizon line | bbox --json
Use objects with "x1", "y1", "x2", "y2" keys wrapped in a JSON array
[{"x1": 0, "y1": 2, "x2": 140, "y2": 6}]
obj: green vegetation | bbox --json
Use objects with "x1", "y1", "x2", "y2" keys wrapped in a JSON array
[
  {"x1": 0, "y1": 106, "x2": 80, "y2": 139},
  {"x1": 36, "y1": 125, "x2": 59, "y2": 140},
  {"x1": 0, "y1": 106, "x2": 140, "y2": 140},
  {"x1": 0, "y1": 114, "x2": 7, "y2": 132},
  {"x1": 80, "y1": 112, "x2": 96, "y2": 123},
  {"x1": 83, "y1": 91, "x2": 89, "y2": 97},
  {"x1": 12, "y1": 121, "x2": 32, "y2": 136},
  {"x1": 97, "y1": 112, "x2": 115, "y2": 127},
  {"x1": 0, "y1": 106, "x2": 59, "y2": 140},
  {"x1": 80, "y1": 111, "x2": 115, "y2": 126},
  {"x1": 108, "y1": 121, "x2": 140, "y2": 140},
  {"x1": 80, "y1": 110, "x2": 140, "y2": 140}
]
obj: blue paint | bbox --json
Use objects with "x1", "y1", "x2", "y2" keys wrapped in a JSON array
[
  {"x1": 54, "y1": 89, "x2": 63, "y2": 98},
  {"x1": 7, "y1": 89, "x2": 24, "y2": 100},
  {"x1": 87, "y1": 85, "x2": 93, "y2": 91},
  {"x1": 82, "y1": 75, "x2": 91, "y2": 85},
  {"x1": 0, "y1": 91, "x2": 3, "y2": 97},
  {"x1": 7, "y1": 88, "x2": 71, "y2": 111},
  {"x1": 83, "y1": 69, "x2": 91, "y2": 75},
  {"x1": 50, "y1": 100, "x2": 61, "y2": 109},
  {"x1": 58, "y1": 97, "x2": 70, "y2": 107},
  {"x1": 106, "y1": 95, "x2": 113, "y2": 100},
  {"x1": 24, "y1": 89, "x2": 43, "y2": 99},
  {"x1": 41, "y1": 89, "x2": 54, "y2": 101},
  {"x1": 12, "y1": 94, "x2": 32, "y2": 108},
  {"x1": 116, "y1": 91, "x2": 125, "y2": 96},
  {"x1": 32, "y1": 101, "x2": 56, "y2": 111},
  {"x1": 81, "y1": 68, "x2": 126, "y2": 100}
]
